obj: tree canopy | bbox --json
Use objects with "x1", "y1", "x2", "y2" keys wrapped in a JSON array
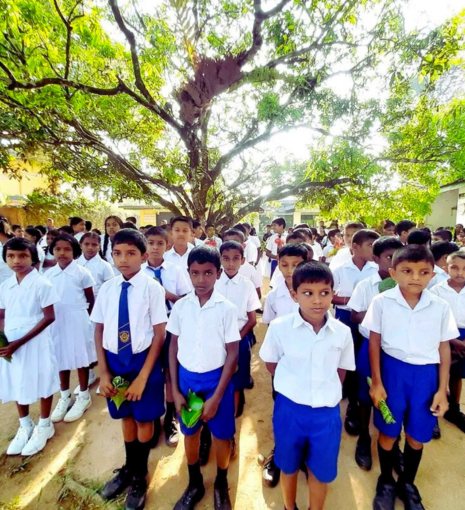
[{"x1": 0, "y1": 0, "x2": 464, "y2": 227}]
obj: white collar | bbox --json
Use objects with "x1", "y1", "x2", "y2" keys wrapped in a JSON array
[
  {"x1": 49, "y1": 260, "x2": 79, "y2": 276},
  {"x1": 5, "y1": 268, "x2": 39, "y2": 289},
  {"x1": 219, "y1": 271, "x2": 242, "y2": 285},
  {"x1": 167, "y1": 244, "x2": 193, "y2": 257},
  {"x1": 292, "y1": 310, "x2": 336, "y2": 333},
  {"x1": 385, "y1": 285, "x2": 433, "y2": 311},
  {"x1": 436, "y1": 278, "x2": 465, "y2": 295},
  {"x1": 342, "y1": 258, "x2": 377, "y2": 271},
  {"x1": 186, "y1": 289, "x2": 227, "y2": 309},
  {"x1": 143, "y1": 260, "x2": 167, "y2": 271},
  {"x1": 115, "y1": 270, "x2": 147, "y2": 288},
  {"x1": 276, "y1": 280, "x2": 292, "y2": 298}
]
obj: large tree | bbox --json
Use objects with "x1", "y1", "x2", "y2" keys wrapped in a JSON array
[{"x1": 0, "y1": 0, "x2": 461, "y2": 227}]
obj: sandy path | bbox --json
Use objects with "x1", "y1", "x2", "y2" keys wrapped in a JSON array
[{"x1": 1, "y1": 315, "x2": 465, "y2": 509}]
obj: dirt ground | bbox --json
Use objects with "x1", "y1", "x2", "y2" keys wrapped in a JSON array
[{"x1": 1, "y1": 286, "x2": 465, "y2": 509}]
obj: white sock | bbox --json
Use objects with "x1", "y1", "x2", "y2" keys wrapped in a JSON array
[
  {"x1": 79, "y1": 389, "x2": 90, "y2": 400},
  {"x1": 19, "y1": 415, "x2": 33, "y2": 428},
  {"x1": 89, "y1": 368, "x2": 95, "y2": 378},
  {"x1": 61, "y1": 389, "x2": 71, "y2": 399},
  {"x1": 39, "y1": 417, "x2": 51, "y2": 428}
]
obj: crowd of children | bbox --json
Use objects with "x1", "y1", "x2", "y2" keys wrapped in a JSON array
[{"x1": 0, "y1": 213, "x2": 465, "y2": 510}]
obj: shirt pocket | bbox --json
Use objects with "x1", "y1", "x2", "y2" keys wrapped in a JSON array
[{"x1": 324, "y1": 347, "x2": 341, "y2": 373}]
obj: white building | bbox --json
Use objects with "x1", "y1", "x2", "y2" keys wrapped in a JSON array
[{"x1": 425, "y1": 180, "x2": 465, "y2": 229}]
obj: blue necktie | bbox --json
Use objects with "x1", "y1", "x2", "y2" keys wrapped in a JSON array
[
  {"x1": 118, "y1": 281, "x2": 132, "y2": 365},
  {"x1": 148, "y1": 266, "x2": 172, "y2": 311}
]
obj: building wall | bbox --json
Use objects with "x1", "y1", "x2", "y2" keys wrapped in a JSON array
[
  {"x1": 0, "y1": 163, "x2": 49, "y2": 200},
  {"x1": 425, "y1": 188, "x2": 459, "y2": 229}
]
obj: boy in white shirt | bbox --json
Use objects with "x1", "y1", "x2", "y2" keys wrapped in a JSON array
[
  {"x1": 363, "y1": 245, "x2": 457, "y2": 510},
  {"x1": 143, "y1": 226, "x2": 191, "y2": 447},
  {"x1": 91, "y1": 229, "x2": 167, "y2": 510},
  {"x1": 329, "y1": 222, "x2": 364, "y2": 271},
  {"x1": 395, "y1": 220, "x2": 416, "y2": 245},
  {"x1": 430, "y1": 251, "x2": 465, "y2": 433},
  {"x1": 203, "y1": 223, "x2": 222, "y2": 249},
  {"x1": 428, "y1": 241, "x2": 459, "y2": 289},
  {"x1": 260, "y1": 261, "x2": 355, "y2": 510},
  {"x1": 332, "y1": 229, "x2": 379, "y2": 436},
  {"x1": 265, "y1": 217, "x2": 287, "y2": 277},
  {"x1": 322, "y1": 228, "x2": 342, "y2": 264},
  {"x1": 163, "y1": 216, "x2": 195, "y2": 286},
  {"x1": 192, "y1": 220, "x2": 205, "y2": 247}
]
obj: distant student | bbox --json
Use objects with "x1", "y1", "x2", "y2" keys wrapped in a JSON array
[
  {"x1": 92, "y1": 229, "x2": 167, "y2": 510},
  {"x1": 43, "y1": 229, "x2": 59, "y2": 272},
  {"x1": 309, "y1": 228, "x2": 324, "y2": 261},
  {"x1": 265, "y1": 217, "x2": 287, "y2": 277},
  {"x1": 395, "y1": 220, "x2": 416, "y2": 245},
  {"x1": 143, "y1": 226, "x2": 191, "y2": 447},
  {"x1": 347, "y1": 236, "x2": 403, "y2": 471},
  {"x1": 332, "y1": 229, "x2": 379, "y2": 436},
  {"x1": 164, "y1": 216, "x2": 195, "y2": 286},
  {"x1": 203, "y1": 223, "x2": 222, "y2": 249},
  {"x1": 406, "y1": 229, "x2": 430, "y2": 247},
  {"x1": 24, "y1": 227, "x2": 45, "y2": 272},
  {"x1": 233, "y1": 224, "x2": 258, "y2": 266},
  {"x1": 192, "y1": 221, "x2": 205, "y2": 247},
  {"x1": 11, "y1": 224, "x2": 24, "y2": 238},
  {"x1": 168, "y1": 246, "x2": 240, "y2": 509},
  {"x1": 70, "y1": 217, "x2": 86, "y2": 242},
  {"x1": 432, "y1": 229, "x2": 453, "y2": 243},
  {"x1": 0, "y1": 238, "x2": 60, "y2": 456},
  {"x1": 329, "y1": 222, "x2": 364, "y2": 271},
  {"x1": 45, "y1": 235, "x2": 96, "y2": 424},
  {"x1": 260, "y1": 261, "x2": 355, "y2": 510},
  {"x1": 428, "y1": 241, "x2": 459, "y2": 288},
  {"x1": 322, "y1": 228, "x2": 342, "y2": 264},
  {"x1": 382, "y1": 220, "x2": 396, "y2": 237},
  {"x1": 362, "y1": 245, "x2": 457, "y2": 510},
  {"x1": 101, "y1": 215, "x2": 124, "y2": 275},
  {"x1": 430, "y1": 251, "x2": 465, "y2": 433}
]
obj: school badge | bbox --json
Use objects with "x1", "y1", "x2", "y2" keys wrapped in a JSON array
[{"x1": 119, "y1": 331, "x2": 130, "y2": 343}]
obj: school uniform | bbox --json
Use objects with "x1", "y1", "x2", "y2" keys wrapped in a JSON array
[
  {"x1": 249, "y1": 235, "x2": 261, "y2": 249},
  {"x1": 430, "y1": 279, "x2": 465, "y2": 378},
  {"x1": 262, "y1": 280, "x2": 298, "y2": 325},
  {"x1": 245, "y1": 239, "x2": 258, "y2": 265},
  {"x1": 266, "y1": 233, "x2": 287, "y2": 276},
  {"x1": 163, "y1": 243, "x2": 194, "y2": 289},
  {"x1": 37, "y1": 244, "x2": 45, "y2": 273},
  {"x1": 42, "y1": 249, "x2": 55, "y2": 273},
  {"x1": 193, "y1": 238, "x2": 204, "y2": 247},
  {"x1": 427, "y1": 265, "x2": 449, "y2": 289},
  {"x1": 45, "y1": 261, "x2": 97, "y2": 371},
  {"x1": 100, "y1": 234, "x2": 121, "y2": 276},
  {"x1": 239, "y1": 260, "x2": 262, "y2": 289},
  {"x1": 329, "y1": 246, "x2": 352, "y2": 271},
  {"x1": 215, "y1": 272, "x2": 261, "y2": 390},
  {"x1": 91, "y1": 271, "x2": 168, "y2": 422},
  {"x1": 269, "y1": 266, "x2": 284, "y2": 288},
  {"x1": 74, "y1": 232, "x2": 85, "y2": 242},
  {"x1": 362, "y1": 286, "x2": 458, "y2": 442},
  {"x1": 167, "y1": 290, "x2": 240, "y2": 439},
  {"x1": 203, "y1": 237, "x2": 222, "y2": 249},
  {"x1": 77, "y1": 254, "x2": 114, "y2": 298},
  {"x1": 323, "y1": 241, "x2": 334, "y2": 261},
  {"x1": 260, "y1": 311, "x2": 355, "y2": 482},
  {"x1": 0, "y1": 270, "x2": 60, "y2": 405},
  {"x1": 311, "y1": 242, "x2": 324, "y2": 261}
]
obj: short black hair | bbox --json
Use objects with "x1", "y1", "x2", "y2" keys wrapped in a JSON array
[
  {"x1": 220, "y1": 240, "x2": 244, "y2": 257},
  {"x1": 430, "y1": 241, "x2": 459, "y2": 262},
  {"x1": 433, "y1": 229, "x2": 453, "y2": 242},
  {"x1": 292, "y1": 261, "x2": 334, "y2": 291},
  {"x1": 80, "y1": 232, "x2": 101, "y2": 244},
  {"x1": 407, "y1": 229, "x2": 430, "y2": 246},
  {"x1": 372, "y1": 236, "x2": 403, "y2": 257},
  {"x1": 223, "y1": 229, "x2": 245, "y2": 243},
  {"x1": 395, "y1": 220, "x2": 416, "y2": 236},
  {"x1": 233, "y1": 224, "x2": 247, "y2": 235},
  {"x1": 392, "y1": 245, "x2": 434, "y2": 269},
  {"x1": 192, "y1": 220, "x2": 201, "y2": 229},
  {"x1": 286, "y1": 231, "x2": 306, "y2": 243},
  {"x1": 145, "y1": 226, "x2": 168, "y2": 239},
  {"x1": 352, "y1": 229, "x2": 380, "y2": 246},
  {"x1": 126, "y1": 216, "x2": 137, "y2": 224},
  {"x1": 383, "y1": 220, "x2": 395, "y2": 229},
  {"x1": 85, "y1": 220, "x2": 92, "y2": 231},
  {"x1": 11, "y1": 224, "x2": 22, "y2": 231},
  {"x1": 171, "y1": 216, "x2": 193, "y2": 229},
  {"x1": 294, "y1": 223, "x2": 309, "y2": 229},
  {"x1": 58, "y1": 225, "x2": 74, "y2": 235},
  {"x1": 69, "y1": 216, "x2": 84, "y2": 227},
  {"x1": 122, "y1": 221, "x2": 138, "y2": 230},
  {"x1": 35, "y1": 225, "x2": 46, "y2": 236},
  {"x1": 293, "y1": 228, "x2": 312, "y2": 240},
  {"x1": 25, "y1": 227, "x2": 42, "y2": 245},
  {"x1": 278, "y1": 244, "x2": 309, "y2": 261},
  {"x1": 344, "y1": 221, "x2": 364, "y2": 231},
  {"x1": 271, "y1": 217, "x2": 286, "y2": 228},
  {"x1": 188, "y1": 245, "x2": 221, "y2": 270},
  {"x1": 2, "y1": 237, "x2": 39, "y2": 264},
  {"x1": 448, "y1": 251, "x2": 465, "y2": 263},
  {"x1": 327, "y1": 228, "x2": 341, "y2": 239},
  {"x1": 50, "y1": 234, "x2": 82, "y2": 259},
  {"x1": 112, "y1": 228, "x2": 147, "y2": 254},
  {"x1": 242, "y1": 222, "x2": 251, "y2": 231}
]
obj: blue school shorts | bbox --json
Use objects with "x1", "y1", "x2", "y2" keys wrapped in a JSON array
[
  {"x1": 178, "y1": 365, "x2": 235, "y2": 440},
  {"x1": 105, "y1": 349, "x2": 165, "y2": 423},
  {"x1": 374, "y1": 351, "x2": 438, "y2": 443},
  {"x1": 270, "y1": 259, "x2": 278, "y2": 277},
  {"x1": 357, "y1": 337, "x2": 372, "y2": 405},
  {"x1": 232, "y1": 332, "x2": 253, "y2": 391},
  {"x1": 335, "y1": 308, "x2": 362, "y2": 353},
  {"x1": 450, "y1": 328, "x2": 465, "y2": 379},
  {"x1": 273, "y1": 393, "x2": 342, "y2": 483}
]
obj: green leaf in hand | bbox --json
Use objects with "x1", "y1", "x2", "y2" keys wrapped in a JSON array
[
  {"x1": 181, "y1": 390, "x2": 204, "y2": 428},
  {"x1": 0, "y1": 331, "x2": 12, "y2": 363},
  {"x1": 111, "y1": 376, "x2": 130, "y2": 410}
]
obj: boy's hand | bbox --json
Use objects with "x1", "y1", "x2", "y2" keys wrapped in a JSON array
[
  {"x1": 370, "y1": 382, "x2": 387, "y2": 410},
  {"x1": 100, "y1": 372, "x2": 117, "y2": 398},
  {"x1": 125, "y1": 376, "x2": 147, "y2": 401},
  {"x1": 450, "y1": 339, "x2": 465, "y2": 358},
  {"x1": 173, "y1": 391, "x2": 188, "y2": 415},
  {"x1": 431, "y1": 390, "x2": 449, "y2": 417},
  {"x1": 201, "y1": 395, "x2": 220, "y2": 422},
  {"x1": 0, "y1": 340, "x2": 21, "y2": 358},
  {"x1": 165, "y1": 290, "x2": 178, "y2": 302}
]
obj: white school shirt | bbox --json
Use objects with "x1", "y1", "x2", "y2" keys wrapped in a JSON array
[
  {"x1": 329, "y1": 246, "x2": 352, "y2": 271},
  {"x1": 266, "y1": 233, "x2": 287, "y2": 257},
  {"x1": 244, "y1": 239, "x2": 258, "y2": 264},
  {"x1": 262, "y1": 280, "x2": 298, "y2": 324},
  {"x1": 362, "y1": 285, "x2": 459, "y2": 365},
  {"x1": 100, "y1": 234, "x2": 121, "y2": 276},
  {"x1": 36, "y1": 244, "x2": 45, "y2": 273},
  {"x1": 239, "y1": 260, "x2": 262, "y2": 289},
  {"x1": 203, "y1": 237, "x2": 222, "y2": 249},
  {"x1": 269, "y1": 266, "x2": 284, "y2": 288},
  {"x1": 77, "y1": 254, "x2": 114, "y2": 297},
  {"x1": 45, "y1": 260, "x2": 95, "y2": 309},
  {"x1": 74, "y1": 232, "x2": 85, "y2": 242},
  {"x1": 333, "y1": 259, "x2": 378, "y2": 310},
  {"x1": 193, "y1": 238, "x2": 204, "y2": 247},
  {"x1": 260, "y1": 311, "x2": 355, "y2": 407},
  {"x1": 0, "y1": 269, "x2": 61, "y2": 335},
  {"x1": 91, "y1": 271, "x2": 167, "y2": 354},
  {"x1": 427, "y1": 265, "x2": 449, "y2": 289},
  {"x1": 430, "y1": 279, "x2": 465, "y2": 329},
  {"x1": 38, "y1": 236, "x2": 48, "y2": 251},
  {"x1": 347, "y1": 272, "x2": 382, "y2": 338},
  {"x1": 311, "y1": 242, "x2": 324, "y2": 261},
  {"x1": 163, "y1": 243, "x2": 194, "y2": 288},
  {"x1": 249, "y1": 235, "x2": 261, "y2": 249},
  {"x1": 215, "y1": 272, "x2": 261, "y2": 330},
  {"x1": 323, "y1": 242, "x2": 334, "y2": 262},
  {"x1": 0, "y1": 241, "x2": 14, "y2": 284},
  {"x1": 167, "y1": 290, "x2": 241, "y2": 373},
  {"x1": 142, "y1": 260, "x2": 191, "y2": 312}
]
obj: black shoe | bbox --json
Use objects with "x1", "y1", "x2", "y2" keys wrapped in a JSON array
[
  {"x1": 392, "y1": 438, "x2": 404, "y2": 475},
  {"x1": 355, "y1": 434, "x2": 372, "y2": 471},
  {"x1": 214, "y1": 483, "x2": 231, "y2": 510},
  {"x1": 99, "y1": 465, "x2": 132, "y2": 501},
  {"x1": 373, "y1": 476, "x2": 396, "y2": 510},
  {"x1": 344, "y1": 404, "x2": 361, "y2": 436},
  {"x1": 432, "y1": 420, "x2": 441, "y2": 439},
  {"x1": 164, "y1": 413, "x2": 179, "y2": 447},
  {"x1": 125, "y1": 476, "x2": 147, "y2": 510},
  {"x1": 397, "y1": 480, "x2": 425, "y2": 510},
  {"x1": 235, "y1": 390, "x2": 245, "y2": 418},
  {"x1": 148, "y1": 418, "x2": 161, "y2": 449},
  {"x1": 174, "y1": 482, "x2": 206, "y2": 510},
  {"x1": 444, "y1": 407, "x2": 465, "y2": 433},
  {"x1": 262, "y1": 449, "x2": 280, "y2": 488},
  {"x1": 230, "y1": 436, "x2": 237, "y2": 460},
  {"x1": 199, "y1": 426, "x2": 212, "y2": 466}
]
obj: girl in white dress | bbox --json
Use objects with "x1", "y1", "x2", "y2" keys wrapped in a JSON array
[
  {"x1": 45, "y1": 234, "x2": 96, "y2": 423},
  {"x1": 101, "y1": 215, "x2": 123, "y2": 275},
  {"x1": 42, "y1": 229, "x2": 59, "y2": 273},
  {"x1": 0, "y1": 238, "x2": 60, "y2": 456}
]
